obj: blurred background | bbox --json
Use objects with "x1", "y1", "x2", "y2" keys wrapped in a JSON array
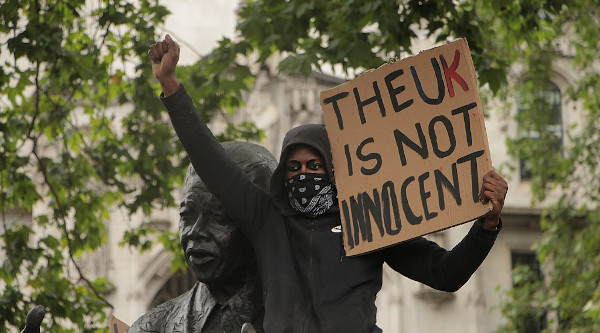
[{"x1": 2, "y1": 0, "x2": 599, "y2": 332}]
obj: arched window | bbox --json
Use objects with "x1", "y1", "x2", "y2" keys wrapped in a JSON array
[
  {"x1": 149, "y1": 269, "x2": 196, "y2": 309},
  {"x1": 516, "y1": 81, "x2": 562, "y2": 180}
]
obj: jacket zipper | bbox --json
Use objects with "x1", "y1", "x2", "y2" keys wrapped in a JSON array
[
  {"x1": 301, "y1": 218, "x2": 316, "y2": 333},
  {"x1": 339, "y1": 231, "x2": 346, "y2": 262}
]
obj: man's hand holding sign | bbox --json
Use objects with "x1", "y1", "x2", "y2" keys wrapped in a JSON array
[
  {"x1": 479, "y1": 169, "x2": 507, "y2": 229},
  {"x1": 320, "y1": 39, "x2": 507, "y2": 255}
]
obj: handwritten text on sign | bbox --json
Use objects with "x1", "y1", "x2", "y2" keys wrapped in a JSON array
[{"x1": 320, "y1": 39, "x2": 492, "y2": 256}]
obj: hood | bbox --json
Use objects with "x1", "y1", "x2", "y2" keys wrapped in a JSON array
[{"x1": 270, "y1": 124, "x2": 337, "y2": 213}]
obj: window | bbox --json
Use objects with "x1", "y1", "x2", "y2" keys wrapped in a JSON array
[
  {"x1": 516, "y1": 81, "x2": 562, "y2": 180},
  {"x1": 149, "y1": 269, "x2": 196, "y2": 309},
  {"x1": 511, "y1": 252, "x2": 546, "y2": 333},
  {"x1": 511, "y1": 252, "x2": 543, "y2": 284}
]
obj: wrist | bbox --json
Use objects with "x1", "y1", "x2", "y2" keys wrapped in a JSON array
[
  {"x1": 482, "y1": 216, "x2": 500, "y2": 230},
  {"x1": 159, "y1": 76, "x2": 180, "y2": 97}
]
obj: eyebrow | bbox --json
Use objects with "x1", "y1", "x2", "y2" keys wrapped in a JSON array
[
  {"x1": 180, "y1": 193, "x2": 198, "y2": 208},
  {"x1": 287, "y1": 158, "x2": 321, "y2": 163}
]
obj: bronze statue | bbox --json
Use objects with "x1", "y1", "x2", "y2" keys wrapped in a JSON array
[
  {"x1": 21, "y1": 305, "x2": 45, "y2": 333},
  {"x1": 129, "y1": 141, "x2": 276, "y2": 333}
]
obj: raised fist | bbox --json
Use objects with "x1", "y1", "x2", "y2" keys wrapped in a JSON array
[{"x1": 148, "y1": 34, "x2": 181, "y2": 91}]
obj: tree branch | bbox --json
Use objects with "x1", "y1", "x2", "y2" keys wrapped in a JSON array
[
  {"x1": 0, "y1": 168, "x2": 20, "y2": 288},
  {"x1": 32, "y1": 149, "x2": 113, "y2": 309}
]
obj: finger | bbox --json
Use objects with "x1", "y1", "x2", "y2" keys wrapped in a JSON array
[
  {"x1": 484, "y1": 190, "x2": 505, "y2": 204},
  {"x1": 480, "y1": 169, "x2": 496, "y2": 202},
  {"x1": 483, "y1": 177, "x2": 508, "y2": 194},
  {"x1": 160, "y1": 40, "x2": 168, "y2": 53},
  {"x1": 488, "y1": 169, "x2": 509, "y2": 186},
  {"x1": 148, "y1": 44, "x2": 162, "y2": 63},
  {"x1": 165, "y1": 34, "x2": 180, "y2": 56},
  {"x1": 479, "y1": 172, "x2": 490, "y2": 196},
  {"x1": 148, "y1": 48, "x2": 158, "y2": 63},
  {"x1": 482, "y1": 182, "x2": 503, "y2": 193},
  {"x1": 483, "y1": 180, "x2": 508, "y2": 197},
  {"x1": 482, "y1": 181, "x2": 507, "y2": 199},
  {"x1": 482, "y1": 182, "x2": 507, "y2": 198},
  {"x1": 488, "y1": 197, "x2": 503, "y2": 214},
  {"x1": 481, "y1": 179, "x2": 504, "y2": 189},
  {"x1": 479, "y1": 180, "x2": 487, "y2": 203}
]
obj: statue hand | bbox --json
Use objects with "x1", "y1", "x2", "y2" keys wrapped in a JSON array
[{"x1": 21, "y1": 305, "x2": 45, "y2": 333}]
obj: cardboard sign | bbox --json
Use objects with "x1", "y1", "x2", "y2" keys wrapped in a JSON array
[
  {"x1": 109, "y1": 315, "x2": 130, "y2": 333},
  {"x1": 320, "y1": 38, "x2": 493, "y2": 256}
]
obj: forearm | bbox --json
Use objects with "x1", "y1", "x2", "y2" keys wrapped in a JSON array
[
  {"x1": 160, "y1": 86, "x2": 267, "y2": 237},
  {"x1": 431, "y1": 220, "x2": 500, "y2": 290},
  {"x1": 161, "y1": 85, "x2": 223, "y2": 170},
  {"x1": 386, "y1": 220, "x2": 500, "y2": 292},
  {"x1": 158, "y1": 76, "x2": 181, "y2": 97}
]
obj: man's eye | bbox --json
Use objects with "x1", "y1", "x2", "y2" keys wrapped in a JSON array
[
  {"x1": 180, "y1": 209, "x2": 198, "y2": 221},
  {"x1": 307, "y1": 160, "x2": 321, "y2": 170},
  {"x1": 286, "y1": 161, "x2": 301, "y2": 172}
]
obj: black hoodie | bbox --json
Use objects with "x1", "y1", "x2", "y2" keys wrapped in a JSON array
[
  {"x1": 269, "y1": 123, "x2": 337, "y2": 215},
  {"x1": 163, "y1": 86, "x2": 500, "y2": 333}
]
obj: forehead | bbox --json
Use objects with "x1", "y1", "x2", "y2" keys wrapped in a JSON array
[
  {"x1": 286, "y1": 144, "x2": 323, "y2": 162},
  {"x1": 182, "y1": 172, "x2": 208, "y2": 195}
]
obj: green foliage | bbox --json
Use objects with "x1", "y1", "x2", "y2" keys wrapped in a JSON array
[
  {"x1": 236, "y1": 0, "x2": 510, "y2": 92},
  {"x1": 0, "y1": 0, "x2": 181, "y2": 330},
  {"x1": 476, "y1": 0, "x2": 600, "y2": 331},
  {"x1": 230, "y1": 0, "x2": 593, "y2": 108},
  {"x1": 0, "y1": 0, "x2": 265, "y2": 330},
  {"x1": 177, "y1": 38, "x2": 255, "y2": 120}
]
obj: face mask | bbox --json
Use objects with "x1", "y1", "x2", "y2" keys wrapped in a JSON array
[{"x1": 285, "y1": 173, "x2": 334, "y2": 217}]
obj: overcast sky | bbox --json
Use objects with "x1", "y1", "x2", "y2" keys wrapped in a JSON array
[{"x1": 160, "y1": 0, "x2": 239, "y2": 65}]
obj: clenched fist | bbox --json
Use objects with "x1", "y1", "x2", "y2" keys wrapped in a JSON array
[{"x1": 148, "y1": 34, "x2": 181, "y2": 96}]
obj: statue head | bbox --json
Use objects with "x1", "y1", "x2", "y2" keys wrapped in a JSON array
[{"x1": 179, "y1": 141, "x2": 276, "y2": 284}]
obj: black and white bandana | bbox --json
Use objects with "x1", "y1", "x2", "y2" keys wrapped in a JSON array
[{"x1": 285, "y1": 173, "x2": 334, "y2": 217}]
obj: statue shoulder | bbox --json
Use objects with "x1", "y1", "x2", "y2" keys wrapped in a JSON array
[{"x1": 129, "y1": 284, "x2": 200, "y2": 333}]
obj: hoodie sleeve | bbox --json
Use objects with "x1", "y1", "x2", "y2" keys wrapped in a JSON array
[
  {"x1": 160, "y1": 85, "x2": 272, "y2": 240},
  {"x1": 382, "y1": 219, "x2": 500, "y2": 292}
]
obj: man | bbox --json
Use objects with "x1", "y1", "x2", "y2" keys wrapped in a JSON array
[
  {"x1": 129, "y1": 141, "x2": 276, "y2": 333},
  {"x1": 149, "y1": 34, "x2": 508, "y2": 332}
]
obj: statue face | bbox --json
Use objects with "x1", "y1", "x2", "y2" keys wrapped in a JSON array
[{"x1": 179, "y1": 173, "x2": 253, "y2": 283}]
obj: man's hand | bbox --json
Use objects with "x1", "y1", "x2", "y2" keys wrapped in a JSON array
[
  {"x1": 478, "y1": 169, "x2": 508, "y2": 230},
  {"x1": 148, "y1": 34, "x2": 181, "y2": 96}
]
